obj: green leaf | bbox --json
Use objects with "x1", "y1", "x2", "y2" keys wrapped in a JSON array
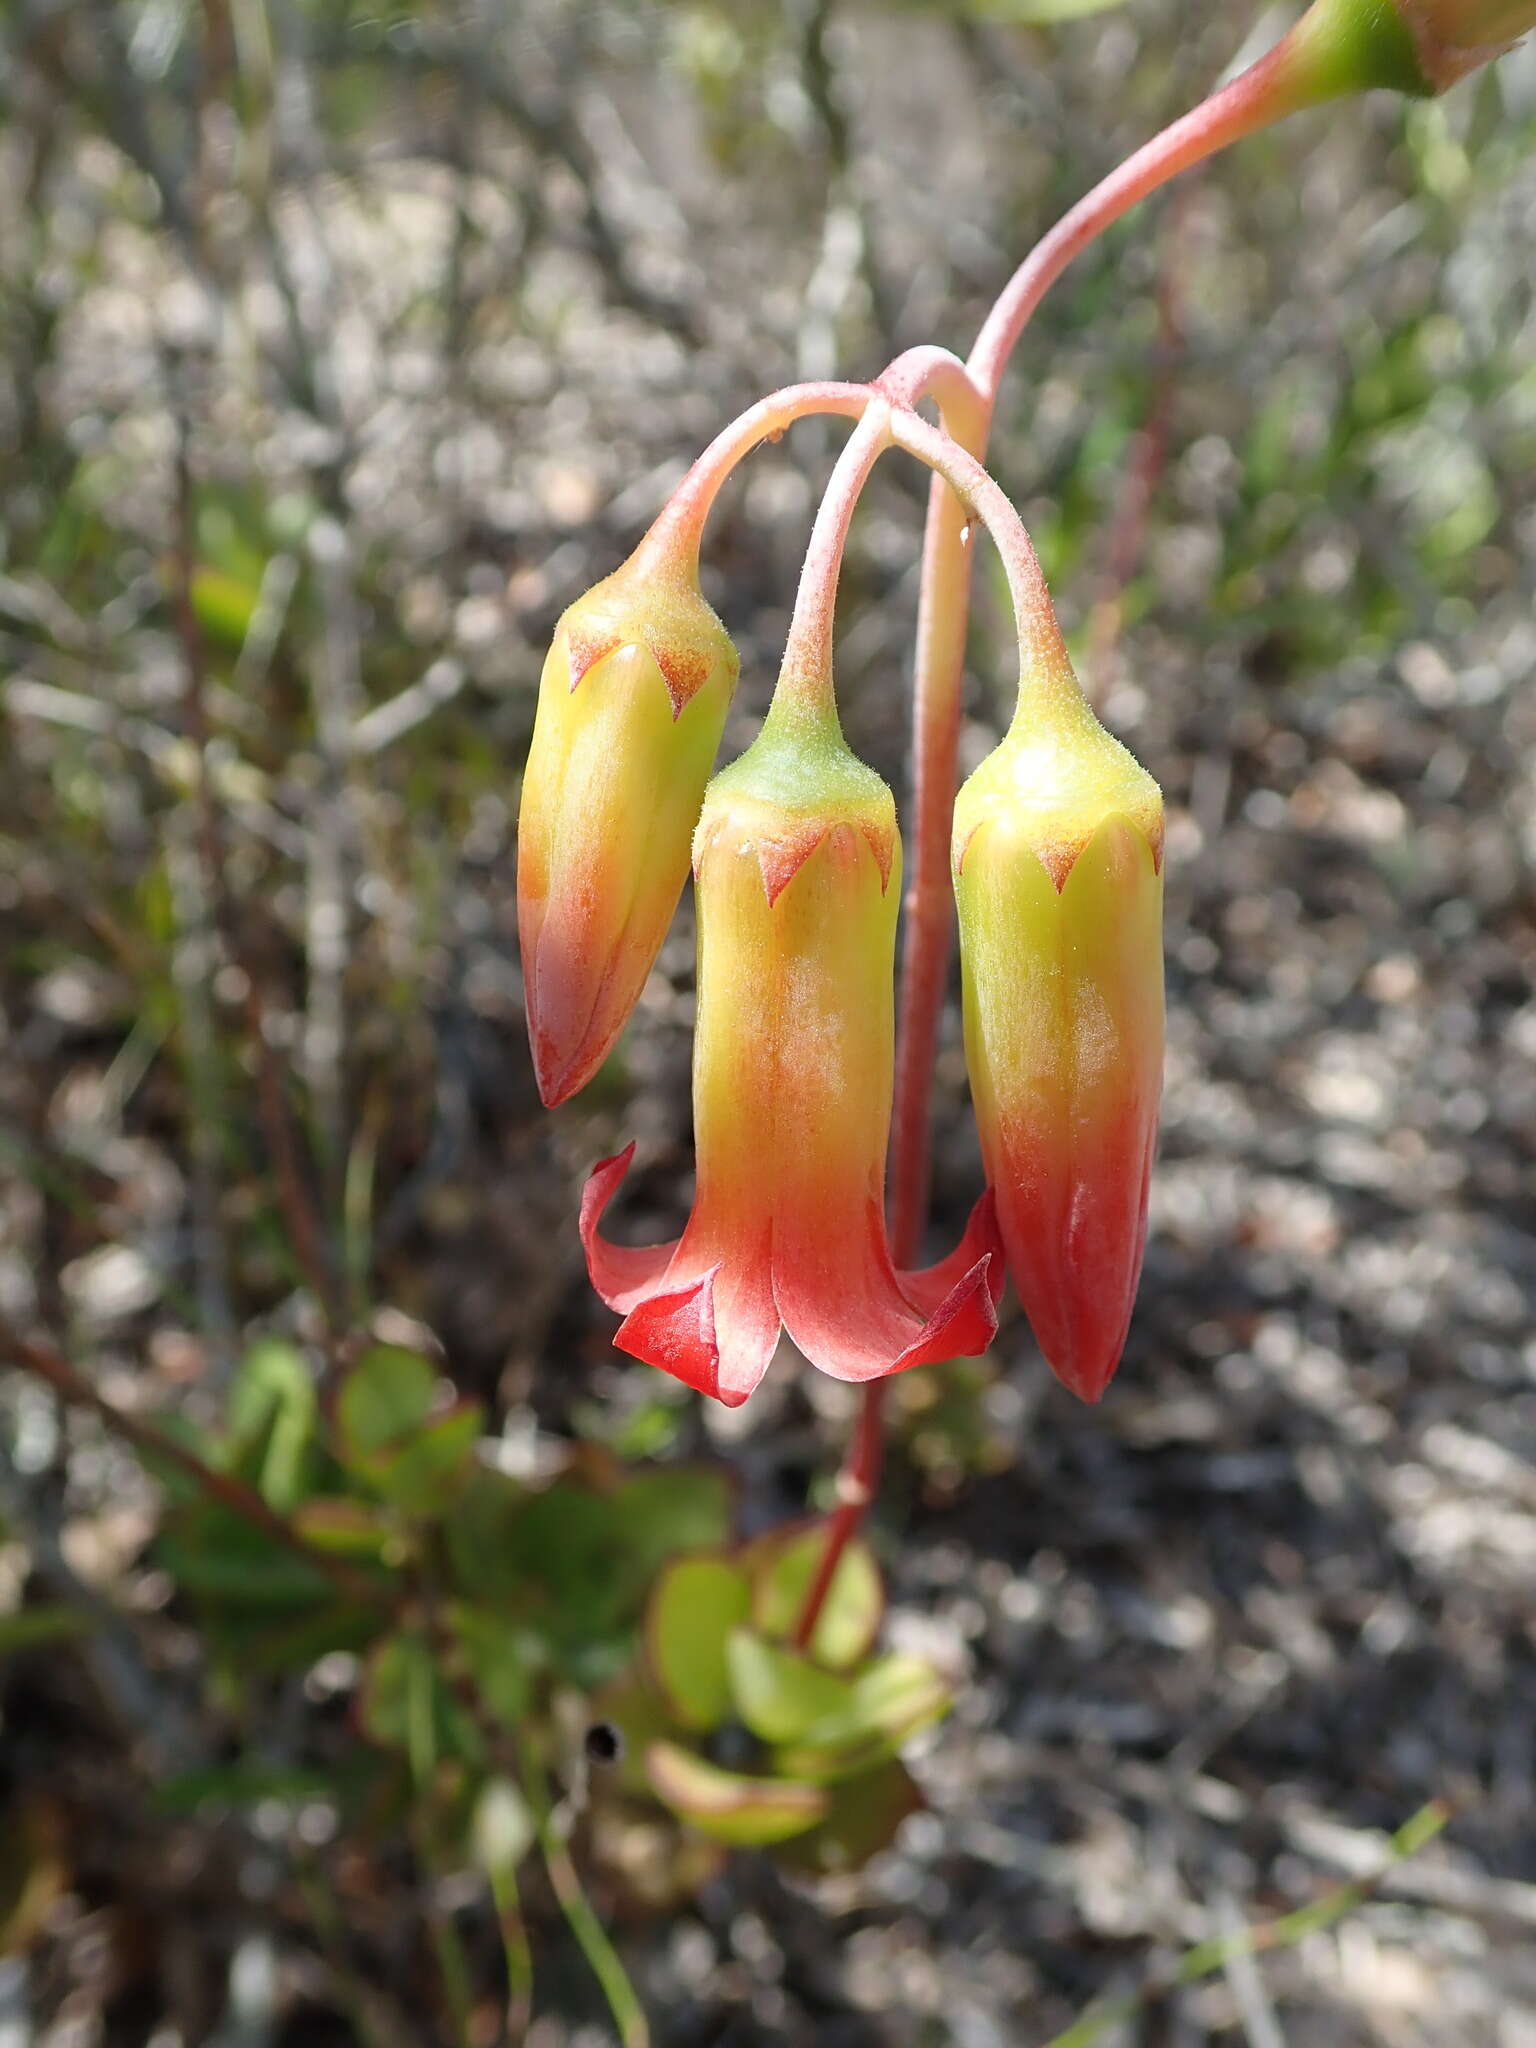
[
  {"x1": 644, "y1": 1555, "x2": 751, "y2": 1731},
  {"x1": 190, "y1": 565, "x2": 259, "y2": 650},
  {"x1": 154, "y1": 1762, "x2": 335, "y2": 1819},
  {"x1": 226, "y1": 1339, "x2": 318, "y2": 1512},
  {"x1": 360, "y1": 1631, "x2": 481, "y2": 1776},
  {"x1": 441, "y1": 1465, "x2": 532, "y2": 1602},
  {"x1": 450, "y1": 1606, "x2": 532, "y2": 1730},
  {"x1": 725, "y1": 1628, "x2": 854, "y2": 1744},
  {"x1": 333, "y1": 1345, "x2": 482, "y2": 1516},
  {"x1": 291, "y1": 1497, "x2": 400, "y2": 1561},
  {"x1": 0, "y1": 1607, "x2": 93, "y2": 1656},
  {"x1": 449, "y1": 1463, "x2": 734, "y2": 1682},
  {"x1": 135, "y1": 1414, "x2": 228, "y2": 1507},
  {"x1": 367, "y1": 1403, "x2": 484, "y2": 1517},
  {"x1": 778, "y1": 1759, "x2": 924, "y2": 1876},
  {"x1": 334, "y1": 1346, "x2": 438, "y2": 1460},
  {"x1": 157, "y1": 1505, "x2": 332, "y2": 1608},
  {"x1": 645, "y1": 1742, "x2": 826, "y2": 1848},
  {"x1": 591, "y1": 1673, "x2": 678, "y2": 1797},
  {"x1": 610, "y1": 1467, "x2": 735, "y2": 1573},
  {"x1": 748, "y1": 1526, "x2": 883, "y2": 1669},
  {"x1": 204, "y1": 1597, "x2": 380, "y2": 1678},
  {"x1": 774, "y1": 1654, "x2": 952, "y2": 1782}
]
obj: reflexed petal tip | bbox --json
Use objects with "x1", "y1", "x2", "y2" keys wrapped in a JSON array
[
  {"x1": 580, "y1": 1150, "x2": 1004, "y2": 1409},
  {"x1": 578, "y1": 1143, "x2": 776, "y2": 1408},
  {"x1": 579, "y1": 1144, "x2": 676, "y2": 1312},
  {"x1": 577, "y1": 715, "x2": 1000, "y2": 1411},
  {"x1": 885, "y1": 1189, "x2": 1005, "y2": 1377}
]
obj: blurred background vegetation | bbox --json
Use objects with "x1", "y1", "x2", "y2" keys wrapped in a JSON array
[{"x1": 2, "y1": 0, "x2": 1535, "y2": 2042}]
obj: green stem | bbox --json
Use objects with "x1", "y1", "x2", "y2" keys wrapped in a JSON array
[
  {"x1": 488, "y1": 1854, "x2": 535, "y2": 2044},
  {"x1": 517, "y1": 1737, "x2": 650, "y2": 2048},
  {"x1": 1044, "y1": 1799, "x2": 1452, "y2": 2048},
  {"x1": 418, "y1": 1834, "x2": 476, "y2": 2048}
]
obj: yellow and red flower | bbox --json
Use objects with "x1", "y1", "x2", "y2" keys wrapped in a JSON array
[
  {"x1": 1289, "y1": 0, "x2": 1536, "y2": 94},
  {"x1": 517, "y1": 551, "x2": 737, "y2": 1108},
  {"x1": 952, "y1": 660, "x2": 1164, "y2": 1404},
  {"x1": 1398, "y1": 0, "x2": 1536, "y2": 80},
  {"x1": 581, "y1": 705, "x2": 1002, "y2": 1407}
]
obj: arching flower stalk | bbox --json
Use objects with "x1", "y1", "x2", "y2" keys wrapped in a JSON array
[
  {"x1": 579, "y1": 409, "x2": 1003, "y2": 1405},
  {"x1": 520, "y1": 5, "x2": 1536, "y2": 1665}
]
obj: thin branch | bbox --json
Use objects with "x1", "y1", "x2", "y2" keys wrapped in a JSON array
[
  {"x1": 0, "y1": 1457, "x2": 204, "y2": 1775},
  {"x1": 793, "y1": 1382, "x2": 885, "y2": 1651},
  {"x1": 166, "y1": 384, "x2": 348, "y2": 1339},
  {"x1": 1043, "y1": 1801, "x2": 1454, "y2": 2048},
  {"x1": 0, "y1": 1317, "x2": 387, "y2": 1606},
  {"x1": 341, "y1": 15, "x2": 700, "y2": 344}
]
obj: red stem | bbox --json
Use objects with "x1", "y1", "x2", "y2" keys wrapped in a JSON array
[
  {"x1": 792, "y1": 1382, "x2": 887, "y2": 1650},
  {"x1": 776, "y1": 401, "x2": 893, "y2": 705},
  {"x1": 1086, "y1": 185, "x2": 1193, "y2": 695},
  {"x1": 968, "y1": 35, "x2": 1316, "y2": 403},
  {"x1": 638, "y1": 380, "x2": 871, "y2": 577}
]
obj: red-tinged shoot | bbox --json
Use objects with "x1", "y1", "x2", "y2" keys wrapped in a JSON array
[
  {"x1": 952, "y1": 653, "x2": 1165, "y2": 1404},
  {"x1": 582, "y1": 696, "x2": 1002, "y2": 1408},
  {"x1": 518, "y1": 547, "x2": 737, "y2": 1108}
]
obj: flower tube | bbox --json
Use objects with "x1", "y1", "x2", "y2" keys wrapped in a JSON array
[
  {"x1": 517, "y1": 550, "x2": 737, "y2": 1108},
  {"x1": 1398, "y1": 0, "x2": 1536, "y2": 79},
  {"x1": 953, "y1": 657, "x2": 1165, "y2": 1404},
  {"x1": 581, "y1": 704, "x2": 1002, "y2": 1408},
  {"x1": 1290, "y1": 0, "x2": 1536, "y2": 92}
]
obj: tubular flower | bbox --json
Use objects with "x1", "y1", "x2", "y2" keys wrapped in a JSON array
[
  {"x1": 581, "y1": 706, "x2": 1003, "y2": 1408},
  {"x1": 517, "y1": 551, "x2": 738, "y2": 1108},
  {"x1": 1399, "y1": 0, "x2": 1536, "y2": 81},
  {"x1": 952, "y1": 660, "x2": 1164, "y2": 1405},
  {"x1": 1291, "y1": 0, "x2": 1536, "y2": 93}
]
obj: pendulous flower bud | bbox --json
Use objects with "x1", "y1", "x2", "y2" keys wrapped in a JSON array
[
  {"x1": 517, "y1": 551, "x2": 737, "y2": 1107},
  {"x1": 582, "y1": 699, "x2": 1002, "y2": 1408},
  {"x1": 1289, "y1": 0, "x2": 1536, "y2": 94},
  {"x1": 952, "y1": 660, "x2": 1164, "y2": 1404},
  {"x1": 1398, "y1": 0, "x2": 1536, "y2": 83}
]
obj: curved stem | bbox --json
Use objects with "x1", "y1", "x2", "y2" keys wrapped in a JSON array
[
  {"x1": 875, "y1": 344, "x2": 984, "y2": 420},
  {"x1": 637, "y1": 380, "x2": 871, "y2": 577},
  {"x1": 968, "y1": 33, "x2": 1324, "y2": 401},
  {"x1": 639, "y1": 350, "x2": 988, "y2": 586},
  {"x1": 773, "y1": 401, "x2": 893, "y2": 719},
  {"x1": 888, "y1": 411, "x2": 1070, "y2": 682}
]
